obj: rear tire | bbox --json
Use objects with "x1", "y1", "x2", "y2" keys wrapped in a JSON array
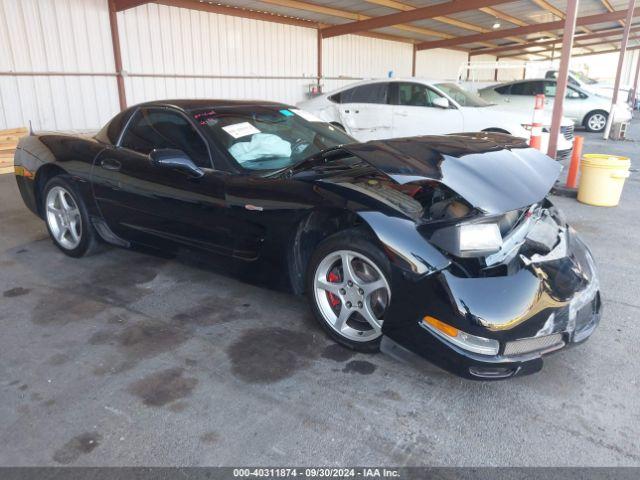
[
  {"x1": 584, "y1": 111, "x2": 608, "y2": 132},
  {"x1": 306, "y1": 229, "x2": 392, "y2": 352},
  {"x1": 43, "y1": 175, "x2": 100, "y2": 258}
]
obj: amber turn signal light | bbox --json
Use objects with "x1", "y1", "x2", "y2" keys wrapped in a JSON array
[{"x1": 423, "y1": 316, "x2": 459, "y2": 337}]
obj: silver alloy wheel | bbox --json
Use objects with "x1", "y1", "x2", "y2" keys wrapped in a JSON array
[
  {"x1": 588, "y1": 113, "x2": 607, "y2": 131},
  {"x1": 313, "y1": 249, "x2": 391, "y2": 342},
  {"x1": 45, "y1": 186, "x2": 82, "y2": 250}
]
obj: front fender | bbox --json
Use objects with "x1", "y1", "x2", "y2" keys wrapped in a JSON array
[{"x1": 357, "y1": 211, "x2": 450, "y2": 276}]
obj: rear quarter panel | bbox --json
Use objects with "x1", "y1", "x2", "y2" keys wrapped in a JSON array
[{"x1": 14, "y1": 134, "x2": 106, "y2": 218}]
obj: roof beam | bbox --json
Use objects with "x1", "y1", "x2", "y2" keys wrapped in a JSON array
[
  {"x1": 499, "y1": 35, "x2": 640, "y2": 58},
  {"x1": 320, "y1": 0, "x2": 515, "y2": 39},
  {"x1": 257, "y1": 0, "x2": 460, "y2": 40},
  {"x1": 600, "y1": 0, "x2": 626, "y2": 27},
  {"x1": 363, "y1": 0, "x2": 526, "y2": 45},
  {"x1": 531, "y1": 0, "x2": 594, "y2": 50},
  {"x1": 115, "y1": 0, "x2": 320, "y2": 27},
  {"x1": 479, "y1": 6, "x2": 526, "y2": 26},
  {"x1": 470, "y1": 25, "x2": 640, "y2": 55},
  {"x1": 530, "y1": 0, "x2": 565, "y2": 19},
  {"x1": 479, "y1": 6, "x2": 560, "y2": 43},
  {"x1": 156, "y1": 0, "x2": 319, "y2": 27},
  {"x1": 600, "y1": 0, "x2": 624, "y2": 27},
  {"x1": 571, "y1": 44, "x2": 640, "y2": 58},
  {"x1": 117, "y1": 0, "x2": 448, "y2": 46},
  {"x1": 113, "y1": 0, "x2": 152, "y2": 10},
  {"x1": 417, "y1": 8, "x2": 640, "y2": 50},
  {"x1": 365, "y1": 0, "x2": 486, "y2": 32}
]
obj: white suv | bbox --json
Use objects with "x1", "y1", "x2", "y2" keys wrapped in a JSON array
[{"x1": 298, "y1": 78, "x2": 574, "y2": 160}]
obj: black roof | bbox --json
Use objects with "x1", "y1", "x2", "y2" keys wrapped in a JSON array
[{"x1": 133, "y1": 99, "x2": 291, "y2": 112}]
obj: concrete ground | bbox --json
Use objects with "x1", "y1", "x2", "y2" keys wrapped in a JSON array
[{"x1": 0, "y1": 127, "x2": 638, "y2": 468}]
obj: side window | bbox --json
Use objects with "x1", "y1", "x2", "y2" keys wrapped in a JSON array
[
  {"x1": 340, "y1": 83, "x2": 389, "y2": 104},
  {"x1": 328, "y1": 92, "x2": 342, "y2": 103},
  {"x1": 510, "y1": 81, "x2": 544, "y2": 96},
  {"x1": 120, "y1": 109, "x2": 211, "y2": 168},
  {"x1": 95, "y1": 110, "x2": 130, "y2": 145},
  {"x1": 543, "y1": 81, "x2": 557, "y2": 97},
  {"x1": 566, "y1": 86, "x2": 584, "y2": 99},
  {"x1": 494, "y1": 84, "x2": 511, "y2": 94},
  {"x1": 396, "y1": 83, "x2": 444, "y2": 107}
]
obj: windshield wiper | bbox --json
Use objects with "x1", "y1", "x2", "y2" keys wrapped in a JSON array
[{"x1": 269, "y1": 146, "x2": 346, "y2": 178}]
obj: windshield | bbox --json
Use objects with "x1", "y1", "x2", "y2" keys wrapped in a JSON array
[
  {"x1": 435, "y1": 83, "x2": 493, "y2": 107},
  {"x1": 193, "y1": 107, "x2": 355, "y2": 171},
  {"x1": 571, "y1": 70, "x2": 597, "y2": 85}
]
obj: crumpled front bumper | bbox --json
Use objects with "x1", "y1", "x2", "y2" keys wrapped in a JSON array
[{"x1": 380, "y1": 227, "x2": 601, "y2": 380}]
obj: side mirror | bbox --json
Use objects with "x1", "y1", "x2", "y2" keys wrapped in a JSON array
[
  {"x1": 432, "y1": 97, "x2": 450, "y2": 109},
  {"x1": 150, "y1": 149, "x2": 203, "y2": 178}
]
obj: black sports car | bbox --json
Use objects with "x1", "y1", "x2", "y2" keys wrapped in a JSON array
[{"x1": 14, "y1": 100, "x2": 601, "y2": 380}]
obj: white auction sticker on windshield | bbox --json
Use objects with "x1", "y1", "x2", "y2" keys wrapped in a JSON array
[
  {"x1": 290, "y1": 109, "x2": 323, "y2": 122},
  {"x1": 222, "y1": 122, "x2": 260, "y2": 139}
]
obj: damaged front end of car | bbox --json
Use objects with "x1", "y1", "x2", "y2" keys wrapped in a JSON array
[{"x1": 322, "y1": 133, "x2": 602, "y2": 379}]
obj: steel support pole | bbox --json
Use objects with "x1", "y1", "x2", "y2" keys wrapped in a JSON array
[
  {"x1": 108, "y1": 0, "x2": 127, "y2": 111},
  {"x1": 412, "y1": 44, "x2": 417, "y2": 77},
  {"x1": 547, "y1": 0, "x2": 579, "y2": 159},
  {"x1": 632, "y1": 51, "x2": 640, "y2": 108},
  {"x1": 603, "y1": 0, "x2": 637, "y2": 139},
  {"x1": 318, "y1": 30, "x2": 322, "y2": 91}
]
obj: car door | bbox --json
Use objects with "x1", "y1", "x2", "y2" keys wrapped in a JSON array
[
  {"x1": 542, "y1": 81, "x2": 584, "y2": 124},
  {"x1": 334, "y1": 82, "x2": 393, "y2": 141},
  {"x1": 391, "y1": 82, "x2": 463, "y2": 136},
  {"x1": 505, "y1": 80, "x2": 545, "y2": 113},
  {"x1": 91, "y1": 107, "x2": 232, "y2": 255},
  {"x1": 481, "y1": 83, "x2": 513, "y2": 106}
]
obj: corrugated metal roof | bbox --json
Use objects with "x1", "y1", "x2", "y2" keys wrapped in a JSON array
[{"x1": 107, "y1": 0, "x2": 638, "y2": 61}]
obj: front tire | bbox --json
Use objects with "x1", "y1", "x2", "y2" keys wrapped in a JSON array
[
  {"x1": 43, "y1": 175, "x2": 99, "y2": 257},
  {"x1": 306, "y1": 230, "x2": 392, "y2": 352},
  {"x1": 584, "y1": 111, "x2": 608, "y2": 132}
]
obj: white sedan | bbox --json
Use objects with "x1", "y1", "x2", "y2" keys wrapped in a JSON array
[
  {"x1": 298, "y1": 78, "x2": 574, "y2": 160},
  {"x1": 478, "y1": 78, "x2": 633, "y2": 133}
]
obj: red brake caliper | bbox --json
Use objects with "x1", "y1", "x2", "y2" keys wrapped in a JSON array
[{"x1": 327, "y1": 271, "x2": 341, "y2": 307}]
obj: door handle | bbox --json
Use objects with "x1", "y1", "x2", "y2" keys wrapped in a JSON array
[
  {"x1": 101, "y1": 158, "x2": 121, "y2": 171},
  {"x1": 343, "y1": 109, "x2": 350, "y2": 114},
  {"x1": 396, "y1": 111, "x2": 409, "y2": 117}
]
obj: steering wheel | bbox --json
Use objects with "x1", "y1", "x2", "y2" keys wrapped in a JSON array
[{"x1": 291, "y1": 138, "x2": 311, "y2": 156}]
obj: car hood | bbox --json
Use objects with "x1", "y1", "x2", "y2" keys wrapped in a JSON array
[{"x1": 338, "y1": 132, "x2": 562, "y2": 214}]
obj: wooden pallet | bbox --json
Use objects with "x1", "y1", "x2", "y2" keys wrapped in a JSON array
[{"x1": 0, "y1": 127, "x2": 27, "y2": 174}]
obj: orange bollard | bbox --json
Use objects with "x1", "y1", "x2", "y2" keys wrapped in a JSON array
[
  {"x1": 529, "y1": 94, "x2": 545, "y2": 150},
  {"x1": 566, "y1": 135, "x2": 584, "y2": 189}
]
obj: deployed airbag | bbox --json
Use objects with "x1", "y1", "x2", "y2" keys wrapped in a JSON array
[{"x1": 229, "y1": 133, "x2": 292, "y2": 163}]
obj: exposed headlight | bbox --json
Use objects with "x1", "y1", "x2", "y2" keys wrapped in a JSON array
[
  {"x1": 459, "y1": 223, "x2": 502, "y2": 253},
  {"x1": 422, "y1": 316, "x2": 500, "y2": 356}
]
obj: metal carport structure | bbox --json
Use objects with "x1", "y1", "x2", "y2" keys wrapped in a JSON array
[
  {"x1": 3, "y1": 0, "x2": 638, "y2": 149},
  {"x1": 107, "y1": 0, "x2": 640, "y2": 156}
]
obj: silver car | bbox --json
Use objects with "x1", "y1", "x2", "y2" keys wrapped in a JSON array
[{"x1": 478, "y1": 79, "x2": 633, "y2": 133}]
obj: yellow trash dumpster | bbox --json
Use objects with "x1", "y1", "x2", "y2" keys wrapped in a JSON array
[{"x1": 577, "y1": 154, "x2": 631, "y2": 207}]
